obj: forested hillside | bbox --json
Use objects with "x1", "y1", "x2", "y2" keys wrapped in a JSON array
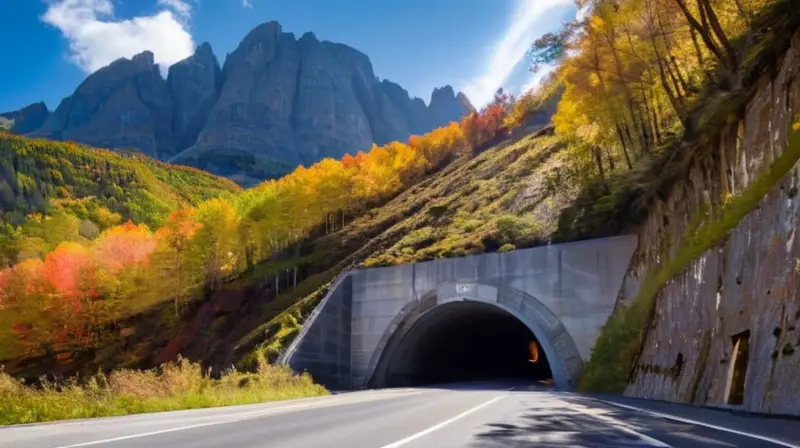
[
  {"x1": 0, "y1": 84, "x2": 526, "y2": 368},
  {"x1": 0, "y1": 133, "x2": 241, "y2": 265}
]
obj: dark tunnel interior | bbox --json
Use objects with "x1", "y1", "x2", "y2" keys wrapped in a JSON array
[{"x1": 381, "y1": 301, "x2": 553, "y2": 386}]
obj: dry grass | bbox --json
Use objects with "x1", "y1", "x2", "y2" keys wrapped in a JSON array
[{"x1": 0, "y1": 355, "x2": 327, "y2": 425}]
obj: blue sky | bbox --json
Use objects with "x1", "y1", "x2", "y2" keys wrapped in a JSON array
[{"x1": 0, "y1": 0, "x2": 575, "y2": 113}]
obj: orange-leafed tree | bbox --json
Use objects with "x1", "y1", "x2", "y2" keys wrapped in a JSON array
[
  {"x1": 95, "y1": 221, "x2": 157, "y2": 272},
  {"x1": 154, "y1": 208, "x2": 204, "y2": 315}
]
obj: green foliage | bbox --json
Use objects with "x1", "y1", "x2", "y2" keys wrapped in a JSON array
[
  {"x1": 359, "y1": 133, "x2": 565, "y2": 267},
  {"x1": 580, "y1": 126, "x2": 800, "y2": 394},
  {"x1": 0, "y1": 357, "x2": 327, "y2": 425},
  {"x1": 0, "y1": 132, "x2": 239, "y2": 250}
]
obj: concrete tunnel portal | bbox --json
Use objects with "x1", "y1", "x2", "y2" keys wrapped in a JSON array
[
  {"x1": 279, "y1": 235, "x2": 639, "y2": 391},
  {"x1": 369, "y1": 300, "x2": 553, "y2": 387}
]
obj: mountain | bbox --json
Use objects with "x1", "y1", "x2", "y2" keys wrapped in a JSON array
[
  {"x1": 5, "y1": 21, "x2": 473, "y2": 186},
  {"x1": 0, "y1": 102, "x2": 50, "y2": 134}
]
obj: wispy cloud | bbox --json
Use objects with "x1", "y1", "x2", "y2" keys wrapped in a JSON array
[
  {"x1": 158, "y1": 0, "x2": 193, "y2": 21},
  {"x1": 463, "y1": 0, "x2": 573, "y2": 108},
  {"x1": 42, "y1": 0, "x2": 195, "y2": 75},
  {"x1": 242, "y1": 0, "x2": 253, "y2": 8}
]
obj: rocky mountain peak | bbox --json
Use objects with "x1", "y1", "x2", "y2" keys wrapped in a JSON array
[
  {"x1": 427, "y1": 85, "x2": 469, "y2": 128},
  {"x1": 8, "y1": 20, "x2": 473, "y2": 185},
  {"x1": 456, "y1": 92, "x2": 476, "y2": 114},
  {"x1": 131, "y1": 51, "x2": 156, "y2": 69},
  {"x1": 195, "y1": 42, "x2": 214, "y2": 57},
  {"x1": 299, "y1": 31, "x2": 319, "y2": 44}
]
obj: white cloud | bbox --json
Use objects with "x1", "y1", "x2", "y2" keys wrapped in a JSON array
[
  {"x1": 158, "y1": 0, "x2": 192, "y2": 21},
  {"x1": 462, "y1": 0, "x2": 573, "y2": 108},
  {"x1": 42, "y1": 0, "x2": 195, "y2": 75},
  {"x1": 242, "y1": 0, "x2": 253, "y2": 8}
]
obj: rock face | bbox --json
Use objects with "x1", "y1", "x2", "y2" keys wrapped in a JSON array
[
  {"x1": 0, "y1": 102, "x2": 50, "y2": 134},
  {"x1": 9, "y1": 21, "x2": 472, "y2": 185},
  {"x1": 427, "y1": 86, "x2": 475, "y2": 130},
  {"x1": 618, "y1": 31, "x2": 800, "y2": 415},
  {"x1": 33, "y1": 51, "x2": 174, "y2": 159},
  {"x1": 167, "y1": 42, "x2": 222, "y2": 151}
]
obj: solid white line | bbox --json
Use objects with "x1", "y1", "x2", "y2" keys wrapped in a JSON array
[
  {"x1": 50, "y1": 390, "x2": 426, "y2": 448},
  {"x1": 51, "y1": 416, "x2": 264, "y2": 448},
  {"x1": 378, "y1": 395, "x2": 506, "y2": 448},
  {"x1": 599, "y1": 400, "x2": 800, "y2": 448},
  {"x1": 567, "y1": 403, "x2": 670, "y2": 447}
]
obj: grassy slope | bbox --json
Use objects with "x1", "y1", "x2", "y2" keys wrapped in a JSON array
[
  {"x1": 0, "y1": 132, "x2": 241, "y2": 231},
  {"x1": 229, "y1": 127, "x2": 584, "y2": 366}
]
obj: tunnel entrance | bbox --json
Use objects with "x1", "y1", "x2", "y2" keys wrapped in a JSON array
[{"x1": 375, "y1": 301, "x2": 553, "y2": 387}]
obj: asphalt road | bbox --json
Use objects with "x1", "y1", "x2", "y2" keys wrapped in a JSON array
[{"x1": 3, "y1": 381, "x2": 800, "y2": 447}]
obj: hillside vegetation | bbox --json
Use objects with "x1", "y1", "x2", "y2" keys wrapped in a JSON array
[
  {"x1": 0, "y1": 82, "x2": 527, "y2": 370},
  {"x1": 0, "y1": 356, "x2": 325, "y2": 425},
  {"x1": 0, "y1": 133, "x2": 241, "y2": 265}
]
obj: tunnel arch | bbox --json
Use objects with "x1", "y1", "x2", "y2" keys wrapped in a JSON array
[{"x1": 365, "y1": 282, "x2": 583, "y2": 390}]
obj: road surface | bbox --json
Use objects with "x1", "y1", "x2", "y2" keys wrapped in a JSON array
[{"x1": 3, "y1": 382, "x2": 800, "y2": 447}]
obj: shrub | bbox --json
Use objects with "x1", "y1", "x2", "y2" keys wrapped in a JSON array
[{"x1": 0, "y1": 357, "x2": 328, "y2": 425}]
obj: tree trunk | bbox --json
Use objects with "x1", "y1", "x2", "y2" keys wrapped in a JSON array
[
  {"x1": 615, "y1": 122, "x2": 635, "y2": 169},
  {"x1": 640, "y1": 86, "x2": 658, "y2": 147},
  {"x1": 604, "y1": 146, "x2": 616, "y2": 173},
  {"x1": 672, "y1": 0, "x2": 725, "y2": 64},
  {"x1": 698, "y1": 0, "x2": 737, "y2": 71},
  {"x1": 657, "y1": 56, "x2": 686, "y2": 119},
  {"x1": 593, "y1": 146, "x2": 606, "y2": 180},
  {"x1": 669, "y1": 56, "x2": 690, "y2": 94}
]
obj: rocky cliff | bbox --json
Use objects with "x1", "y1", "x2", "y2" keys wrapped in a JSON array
[
  {"x1": 615, "y1": 30, "x2": 800, "y2": 415},
  {"x1": 0, "y1": 102, "x2": 50, "y2": 134},
  {"x1": 6, "y1": 21, "x2": 472, "y2": 185}
]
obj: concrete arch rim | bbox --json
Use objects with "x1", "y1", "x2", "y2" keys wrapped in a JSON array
[{"x1": 364, "y1": 281, "x2": 581, "y2": 390}]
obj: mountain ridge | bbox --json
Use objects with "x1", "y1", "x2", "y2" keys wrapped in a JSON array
[{"x1": 4, "y1": 21, "x2": 474, "y2": 186}]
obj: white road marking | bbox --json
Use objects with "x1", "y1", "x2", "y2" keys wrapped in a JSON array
[
  {"x1": 378, "y1": 395, "x2": 506, "y2": 448},
  {"x1": 51, "y1": 417, "x2": 264, "y2": 447},
  {"x1": 47, "y1": 390, "x2": 426, "y2": 447},
  {"x1": 566, "y1": 403, "x2": 671, "y2": 447},
  {"x1": 599, "y1": 400, "x2": 800, "y2": 448}
]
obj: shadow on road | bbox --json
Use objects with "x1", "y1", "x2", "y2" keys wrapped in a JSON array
[{"x1": 470, "y1": 394, "x2": 784, "y2": 448}]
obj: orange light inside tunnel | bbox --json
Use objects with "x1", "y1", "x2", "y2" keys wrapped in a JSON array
[{"x1": 528, "y1": 341, "x2": 539, "y2": 363}]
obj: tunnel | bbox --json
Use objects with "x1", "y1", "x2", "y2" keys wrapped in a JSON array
[{"x1": 371, "y1": 300, "x2": 553, "y2": 387}]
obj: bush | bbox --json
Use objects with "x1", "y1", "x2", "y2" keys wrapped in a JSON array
[
  {"x1": 498, "y1": 243, "x2": 516, "y2": 253},
  {"x1": 0, "y1": 356, "x2": 328, "y2": 425}
]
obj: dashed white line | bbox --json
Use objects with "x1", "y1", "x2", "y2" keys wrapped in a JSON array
[{"x1": 378, "y1": 395, "x2": 507, "y2": 448}]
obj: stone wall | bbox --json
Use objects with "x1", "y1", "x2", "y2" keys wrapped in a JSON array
[{"x1": 621, "y1": 31, "x2": 800, "y2": 415}]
